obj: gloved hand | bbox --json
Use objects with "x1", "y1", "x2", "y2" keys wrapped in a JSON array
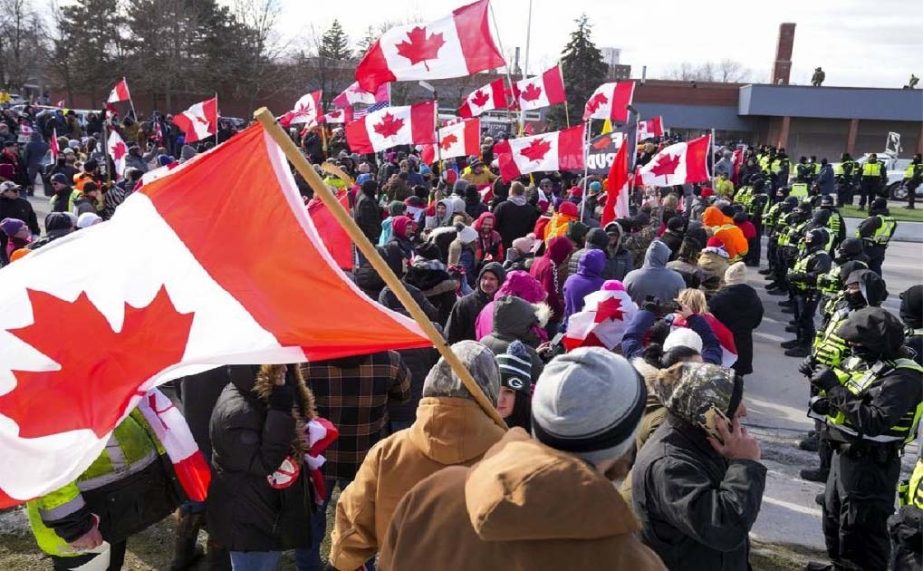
[
  {"x1": 810, "y1": 367, "x2": 839, "y2": 392},
  {"x1": 788, "y1": 272, "x2": 805, "y2": 282},
  {"x1": 798, "y1": 355, "x2": 816, "y2": 377},
  {"x1": 810, "y1": 397, "x2": 832, "y2": 416},
  {"x1": 269, "y1": 384, "x2": 295, "y2": 412}
]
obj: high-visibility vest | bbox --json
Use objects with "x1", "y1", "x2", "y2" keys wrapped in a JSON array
[
  {"x1": 824, "y1": 357, "x2": 923, "y2": 446},
  {"x1": 857, "y1": 215, "x2": 896, "y2": 245},
  {"x1": 790, "y1": 183, "x2": 809, "y2": 199},
  {"x1": 812, "y1": 163, "x2": 821, "y2": 175},
  {"x1": 898, "y1": 458, "x2": 923, "y2": 509},
  {"x1": 862, "y1": 162, "x2": 882, "y2": 177},
  {"x1": 813, "y1": 306, "x2": 851, "y2": 367},
  {"x1": 788, "y1": 249, "x2": 827, "y2": 291}
]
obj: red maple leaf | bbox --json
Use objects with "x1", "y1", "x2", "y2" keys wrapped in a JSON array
[
  {"x1": 395, "y1": 26, "x2": 445, "y2": 71},
  {"x1": 650, "y1": 153, "x2": 681, "y2": 177},
  {"x1": 0, "y1": 287, "x2": 194, "y2": 438},
  {"x1": 440, "y1": 133, "x2": 458, "y2": 151},
  {"x1": 195, "y1": 114, "x2": 210, "y2": 126},
  {"x1": 594, "y1": 296, "x2": 625, "y2": 324},
  {"x1": 585, "y1": 92, "x2": 609, "y2": 114},
  {"x1": 591, "y1": 136, "x2": 612, "y2": 151},
  {"x1": 520, "y1": 83, "x2": 543, "y2": 102},
  {"x1": 519, "y1": 138, "x2": 552, "y2": 162},
  {"x1": 373, "y1": 113, "x2": 405, "y2": 138},
  {"x1": 111, "y1": 141, "x2": 127, "y2": 161},
  {"x1": 470, "y1": 90, "x2": 490, "y2": 108},
  {"x1": 328, "y1": 110, "x2": 341, "y2": 118}
]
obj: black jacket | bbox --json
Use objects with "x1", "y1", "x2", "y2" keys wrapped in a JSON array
[
  {"x1": 708, "y1": 284, "x2": 764, "y2": 375},
  {"x1": 493, "y1": 199, "x2": 539, "y2": 248},
  {"x1": 443, "y1": 262, "x2": 505, "y2": 342},
  {"x1": 354, "y1": 192, "x2": 382, "y2": 244},
  {"x1": 0, "y1": 195, "x2": 40, "y2": 263},
  {"x1": 632, "y1": 416, "x2": 767, "y2": 571}
]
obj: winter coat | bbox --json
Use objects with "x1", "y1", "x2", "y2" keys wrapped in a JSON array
[
  {"x1": 208, "y1": 366, "x2": 317, "y2": 552},
  {"x1": 475, "y1": 270, "x2": 548, "y2": 341},
  {"x1": 444, "y1": 262, "x2": 505, "y2": 343},
  {"x1": 480, "y1": 296, "x2": 545, "y2": 383},
  {"x1": 632, "y1": 416, "x2": 766, "y2": 571},
  {"x1": 660, "y1": 230, "x2": 684, "y2": 260},
  {"x1": 0, "y1": 195, "x2": 39, "y2": 263},
  {"x1": 330, "y1": 397, "x2": 506, "y2": 570},
  {"x1": 816, "y1": 163, "x2": 835, "y2": 195},
  {"x1": 623, "y1": 241, "x2": 686, "y2": 305},
  {"x1": 354, "y1": 192, "x2": 382, "y2": 244},
  {"x1": 493, "y1": 196, "x2": 539, "y2": 248},
  {"x1": 530, "y1": 236, "x2": 574, "y2": 322},
  {"x1": 563, "y1": 249, "x2": 606, "y2": 321},
  {"x1": 697, "y1": 248, "x2": 730, "y2": 293},
  {"x1": 379, "y1": 429, "x2": 666, "y2": 571},
  {"x1": 22, "y1": 132, "x2": 48, "y2": 168},
  {"x1": 472, "y1": 212, "x2": 504, "y2": 265},
  {"x1": 702, "y1": 207, "x2": 748, "y2": 259},
  {"x1": 402, "y1": 260, "x2": 458, "y2": 325},
  {"x1": 708, "y1": 284, "x2": 763, "y2": 375}
]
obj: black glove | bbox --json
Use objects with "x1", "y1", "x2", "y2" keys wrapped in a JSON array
[
  {"x1": 268, "y1": 384, "x2": 295, "y2": 412},
  {"x1": 788, "y1": 271, "x2": 805, "y2": 282},
  {"x1": 798, "y1": 355, "x2": 816, "y2": 377},
  {"x1": 810, "y1": 367, "x2": 839, "y2": 392},
  {"x1": 642, "y1": 299, "x2": 658, "y2": 314},
  {"x1": 810, "y1": 397, "x2": 832, "y2": 416}
]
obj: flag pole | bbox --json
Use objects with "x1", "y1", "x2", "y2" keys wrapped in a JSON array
[
  {"x1": 215, "y1": 93, "x2": 220, "y2": 147},
  {"x1": 580, "y1": 119, "x2": 590, "y2": 221},
  {"x1": 125, "y1": 78, "x2": 138, "y2": 121},
  {"x1": 487, "y1": 2, "x2": 518, "y2": 136},
  {"x1": 561, "y1": 61, "x2": 570, "y2": 129},
  {"x1": 253, "y1": 107, "x2": 507, "y2": 430}
]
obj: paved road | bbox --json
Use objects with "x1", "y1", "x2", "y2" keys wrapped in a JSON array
[{"x1": 745, "y1": 238, "x2": 921, "y2": 551}]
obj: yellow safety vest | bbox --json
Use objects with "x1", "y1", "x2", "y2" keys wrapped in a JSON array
[
  {"x1": 857, "y1": 215, "x2": 896, "y2": 246},
  {"x1": 813, "y1": 307, "x2": 851, "y2": 367},
  {"x1": 898, "y1": 458, "x2": 923, "y2": 509},
  {"x1": 790, "y1": 183, "x2": 809, "y2": 199},
  {"x1": 862, "y1": 162, "x2": 882, "y2": 177}
]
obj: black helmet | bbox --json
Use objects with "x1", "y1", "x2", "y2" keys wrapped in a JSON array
[
  {"x1": 819, "y1": 194, "x2": 834, "y2": 207},
  {"x1": 870, "y1": 197, "x2": 888, "y2": 214},
  {"x1": 805, "y1": 227, "x2": 829, "y2": 250},
  {"x1": 812, "y1": 209, "x2": 831, "y2": 225},
  {"x1": 784, "y1": 195, "x2": 799, "y2": 207},
  {"x1": 837, "y1": 237, "x2": 863, "y2": 259}
]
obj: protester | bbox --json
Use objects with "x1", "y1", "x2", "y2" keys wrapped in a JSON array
[
  {"x1": 493, "y1": 181, "x2": 539, "y2": 248},
  {"x1": 529, "y1": 235, "x2": 574, "y2": 334},
  {"x1": 354, "y1": 179, "x2": 382, "y2": 245},
  {"x1": 502, "y1": 234, "x2": 537, "y2": 272},
  {"x1": 702, "y1": 204, "x2": 748, "y2": 260},
  {"x1": 472, "y1": 212, "x2": 504, "y2": 267},
  {"x1": 28, "y1": 211, "x2": 74, "y2": 250},
  {"x1": 0, "y1": 181, "x2": 39, "y2": 264},
  {"x1": 402, "y1": 255, "x2": 457, "y2": 325},
  {"x1": 623, "y1": 240, "x2": 686, "y2": 305},
  {"x1": 563, "y1": 249, "x2": 606, "y2": 321},
  {"x1": 495, "y1": 340, "x2": 533, "y2": 431},
  {"x1": 707, "y1": 262, "x2": 764, "y2": 376},
  {"x1": 697, "y1": 236, "x2": 731, "y2": 294},
  {"x1": 444, "y1": 262, "x2": 505, "y2": 344},
  {"x1": 474, "y1": 269, "x2": 548, "y2": 341},
  {"x1": 480, "y1": 295, "x2": 546, "y2": 383},
  {"x1": 378, "y1": 201, "x2": 407, "y2": 247}
]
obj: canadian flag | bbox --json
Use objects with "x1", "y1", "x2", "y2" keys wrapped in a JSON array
[
  {"x1": 355, "y1": 0, "x2": 505, "y2": 92},
  {"x1": 107, "y1": 78, "x2": 131, "y2": 104},
  {"x1": 672, "y1": 314, "x2": 738, "y2": 368},
  {"x1": 637, "y1": 116, "x2": 665, "y2": 141},
  {"x1": 49, "y1": 128, "x2": 60, "y2": 160},
  {"x1": 512, "y1": 65, "x2": 566, "y2": 111},
  {"x1": 0, "y1": 123, "x2": 430, "y2": 507},
  {"x1": 458, "y1": 78, "x2": 507, "y2": 118},
  {"x1": 601, "y1": 136, "x2": 630, "y2": 226},
  {"x1": 107, "y1": 128, "x2": 128, "y2": 179},
  {"x1": 495, "y1": 125, "x2": 585, "y2": 182},
  {"x1": 279, "y1": 91, "x2": 322, "y2": 128},
  {"x1": 345, "y1": 101, "x2": 436, "y2": 154},
  {"x1": 332, "y1": 82, "x2": 389, "y2": 108},
  {"x1": 420, "y1": 118, "x2": 480, "y2": 164},
  {"x1": 307, "y1": 193, "x2": 353, "y2": 271},
  {"x1": 321, "y1": 108, "x2": 353, "y2": 125},
  {"x1": 636, "y1": 134, "x2": 711, "y2": 187},
  {"x1": 562, "y1": 284, "x2": 638, "y2": 351},
  {"x1": 583, "y1": 81, "x2": 636, "y2": 123},
  {"x1": 173, "y1": 97, "x2": 219, "y2": 144}
]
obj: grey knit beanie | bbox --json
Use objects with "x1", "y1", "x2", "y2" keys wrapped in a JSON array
[
  {"x1": 531, "y1": 347, "x2": 646, "y2": 466},
  {"x1": 422, "y1": 340, "x2": 500, "y2": 405}
]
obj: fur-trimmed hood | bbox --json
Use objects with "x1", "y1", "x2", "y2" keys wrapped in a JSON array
[{"x1": 233, "y1": 364, "x2": 317, "y2": 455}]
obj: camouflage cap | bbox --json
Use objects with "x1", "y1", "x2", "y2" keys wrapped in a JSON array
[{"x1": 652, "y1": 363, "x2": 742, "y2": 436}]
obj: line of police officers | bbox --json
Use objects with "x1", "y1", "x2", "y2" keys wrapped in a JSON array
[{"x1": 728, "y1": 147, "x2": 923, "y2": 570}]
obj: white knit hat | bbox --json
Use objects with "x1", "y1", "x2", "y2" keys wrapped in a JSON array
[
  {"x1": 724, "y1": 261, "x2": 746, "y2": 286},
  {"x1": 663, "y1": 327, "x2": 703, "y2": 354}
]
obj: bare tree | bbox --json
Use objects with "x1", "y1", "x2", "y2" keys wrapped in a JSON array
[
  {"x1": 0, "y1": 0, "x2": 48, "y2": 92},
  {"x1": 666, "y1": 60, "x2": 750, "y2": 83},
  {"x1": 717, "y1": 59, "x2": 750, "y2": 83}
]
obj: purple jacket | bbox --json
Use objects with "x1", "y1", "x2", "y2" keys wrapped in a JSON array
[{"x1": 563, "y1": 249, "x2": 606, "y2": 321}]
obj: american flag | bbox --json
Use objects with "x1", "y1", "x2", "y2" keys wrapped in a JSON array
[{"x1": 353, "y1": 101, "x2": 389, "y2": 119}]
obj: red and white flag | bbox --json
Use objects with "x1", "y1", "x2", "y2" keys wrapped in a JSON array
[
  {"x1": 55, "y1": 99, "x2": 65, "y2": 108},
  {"x1": 0, "y1": 123, "x2": 430, "y2": 507},
  {"x1": 458, "y1": 78, "x2": 507, "y2": 118},
  {"x1": 332, "y1": 82, "x2": 389, "y2": 108},
  {"x1": 151, "y1": 121, "x2": 164, "y2": 144},
  {"x1": 671, "y1": 314, "x2": 738, "y2": 368},
  {"x1": 279, "y1": 91, "x2": 322, "y2": 128},
  {"x1": 601, "y1": 136, "x2": 630, "y2": 226},
  {"x1": 562, "y1": 284, "x2": 638, "y2": 351},
  {"x1": 321, "y1": 108, "x2": 353, "y2": 125},
  {"x1": 307, "y1": 193, "x2": 353, "y2": 271},
  {"x1": 512, "y1": 65, "x2": 566, "y2": 111},
  {"x1": 49, "y1": 129, "x2": 60, "y2": 160},
  {"x1": 107, "y1": 128, "x2": 128, "y2": 179},
  {"x1": 636, "y1": 134, "x2": 711, "y2": 187},
  {"x1": 173, "y1": 97, "x2": 219, "y2": 144},
  {"x1": 420, "y1": 117, "x2": 480, "y2": 164},
  {"x1": 637, "y1": 116, "x2": 665, "y2": 141},
  {"x1": 583, "y1": 81, "x2": 636, "y2": 123},
  {"x1": 345, "y1": 101, "x2": 436, "y2": 154},
  {"x1": 107, "y1": 78, "x2": 131, "y2": 104},
  {"x1": 355, "y1": 0, "x2": 505, "y2": 92},
  {"x1": 495, "y1": 125, "x2": 585, "y2": 182}
]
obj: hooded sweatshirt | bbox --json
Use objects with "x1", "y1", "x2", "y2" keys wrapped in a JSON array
[
  {"x1": 444, "y1": 262, "x2": 506, "y2": 344},
  {"x1": 472, "y1": 211, "x2": 504, "y2": 264},
  {"x1": 701, "y1": 206, "x2": 748, "y2": 259},
  {"x1": 563, "y1": 249, "x2": 606, "y2": 321},
  {"x1": 379, "y1": 429, "x2": 666, "y2": 571},
  {"x1": 622, "y1": 241, "x2": 686, "y2": 305},
  {"x1": 475, "y1": 270, "x2": 547, "y2": 340},
  {"x1": 480, "y1": 296, "x2": 545, "y2": 382},
  {"x1": 530, "y1": 236, "x2": 575, "y2": 322}
]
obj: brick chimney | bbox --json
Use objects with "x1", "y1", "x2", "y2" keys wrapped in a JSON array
[{"x1": 772, "y1": 23, "x2": 796, "y2": 85}]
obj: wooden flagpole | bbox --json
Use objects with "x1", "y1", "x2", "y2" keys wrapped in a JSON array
[
  {"x1": 253, "y1": 107, "x2": 507, "y2": 429},
  {"x1": 487, "y1": 3, "x2": 518, "y2": 135}
]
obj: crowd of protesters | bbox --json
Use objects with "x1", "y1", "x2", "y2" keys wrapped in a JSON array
[{"x1": 1, "y1": 95, "x2": 921, "y2": 571}]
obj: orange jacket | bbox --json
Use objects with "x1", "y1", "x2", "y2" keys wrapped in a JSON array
[{"x1": 702, "y1": 207, "x2": 748, "y2": 259}]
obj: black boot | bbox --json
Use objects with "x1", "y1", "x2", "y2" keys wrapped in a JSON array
[
  {"x1": 171, "y1": 511, "x2": 205, "y2": 571},
  {"x1": 206, "y1": 537, "x2": 232, "y2": 571},
  {"x1": 759, "y1": 268, "x2": 773, "y2": 275},
  {"x1": 785, "y1": 324, "x2": 798, "y2": 333},
  {"x1": 780, "y1": 305, "x2": 795, "y2": 314},
  {"x1": 800, "y1": 467, "x2": 828, "y2": 482},
  {"x1": 781, "y1": 338, "x2": 802, "y2": 349},
  {"x1": 785, "y1": 344, "x2": 812, "y2": 357},
  {"x1": 805, "y1": 561, "x2": 834, "y2": 570},
  {"x1": 778, "y1": 299, "x2": 794, "y2": 306}
]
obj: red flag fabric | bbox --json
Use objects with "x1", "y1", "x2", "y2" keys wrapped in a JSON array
[
  {"x1": 637, "y1": 116, "x2": 665, "y2": 141},
  {"x1": 107, "y1": 128, "x2": 128, "y2": 179},
  {"x1": 173, "y1": 97, "x2": 218, "y2": 144},
  {"x1": 49, "y1": 128, "x2": 60, "y2": 160},
  {"x1": 495, "y1": 125, "x2": 585, "y2": 182},
  {"x1": 636, "y1": 134, "x2": 711, "y2": 187},
  {"x1": 601, "y1": 136, "x2": 630, "y2": 227},
  {"x1": 345, "y1": 101, "x2": 436, "y2": 154},
  {"x1": 355, "y1": 0, "x2": 505, "y2": 92},
  {"x1": 420, "y1": 117, "x2": 480, "y2": 164},
  {"x1": 0, "y1": 123, "x2": 429, "y2": 507},
  {"x1": 321, "y1": 108, "x2": 353, "y2": 125},
  {"x1": 332, "y1": 82, "x2": 389, "y2": 108},
  {"x1": 107, "y1": 78, "x2": 131, "y2": 104},
  {"x1": 458, "y1": 78, "x2": 507, "y2": 118},
  {"x1": 671, "y1": 314, "x2": 738, "y2": 367},
  {"x1": 307, "y1": 193, "x2": 353, "y2": 270},
  {"x1": 279, "y1": 91, "x2": 323, "y2": 128},
  {"x1": 512, "y1": 65, "x2": 566, "y2": 111},
  {"x1": 562, "y1": 284, "x2": 638, "y2": 351},
  {"x1": 583, "y1": 81, "x2": 636, "y2": 123}
]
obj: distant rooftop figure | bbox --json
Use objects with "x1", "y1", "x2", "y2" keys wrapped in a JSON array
[{"x1": 811, "y1": 67, "x2": 826, "y2": 87}]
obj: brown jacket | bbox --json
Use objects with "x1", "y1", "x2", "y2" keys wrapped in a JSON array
[
  {"x1": 379, "y1": 429, "x2": 665, "y2": 571},
  {"x1": 329, "y1": 397, "x2": 505, "y2": 570},
  {"x1": 621, "y1": 358, "x2": 668, "y2": 507}
]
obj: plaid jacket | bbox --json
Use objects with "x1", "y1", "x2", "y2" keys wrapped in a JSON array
[{"x1": 302, "y1": 351, "x2": 412, "y2": 480}]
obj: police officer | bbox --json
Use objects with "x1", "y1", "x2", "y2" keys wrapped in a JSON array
[
  {"x1": 796, "y1": 156, "x2": 812, "y2": 183},
  {"x1": 782, "y1": 228, "x2": 833, "y2": 357},
  {"x1": 888, "y1": 447, "x2": 922, "y2": 570},
  {"x1": 766, "y1": 201, "x2": 806, "y2": 295},
  {"x1": 899, "y1": 285, "x2": 922, "y2": 365},
  {"x1": 902, "y1": 153, "x2": 922, "y2": 209},
  {"x1": 744, "y1": 180, "x2": 769, "y2": 266},
  {"x1": 835, "y1": 152, "x2": 858, "y2": 207},
  {"x1": 816, "y1": 195, "x2": 845, "y2": 251},
  {"x1": 760, "y1": 192, "x2": 795, "y2": 276},
  {"x1": 856, "y1": 197, "x2": 897, "y2": 276},
  {"x1": 805, "y1": 308, "x2": 923, "y2": 571},
  {"x1": 859, "y1": 153, "x2": 886, "y2": 209},
  {"x1": 816, "y1": 238, "x2": 869, "y2": 321}
]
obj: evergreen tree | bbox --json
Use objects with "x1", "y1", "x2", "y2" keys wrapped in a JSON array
[
  {"x1": 319, "y1": 19, "x2": 351, "y2": 61},
  {"x1": 52, "y1": 0, "x2": 124, "y2": 107},
  {"x1": 356, "y1": 25, "x2": 376, "y2": 57},
  {"x1": 546, "y1": 14, "x2": 607, "y2": 130}
]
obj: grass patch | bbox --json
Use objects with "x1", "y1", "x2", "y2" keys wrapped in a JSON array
[{"x1": 840, "y1": 204, "x2": 923, "y2": 222}]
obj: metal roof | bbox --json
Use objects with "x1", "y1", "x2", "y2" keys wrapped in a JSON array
[{"x1": 739, "y1": 84, "x2": 923, "y2": 122}]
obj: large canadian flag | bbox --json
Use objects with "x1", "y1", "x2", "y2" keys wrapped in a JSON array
[
  {"x1": 636, "y1": 134, "x2": 711, "y2": 187},
  {"x1": 562, "y1": 284, "x2": 638, "y2": 351},
  {"x1": 355, "y1": 0, "x2": 506, "y2": 92},
  {"x1": 458, "y1": 78, "x2": 507, "y2": 118},
  {"x1": 637, "y1": 116, "x2": 665, "y2": 140},
  {"x1": 420, "y1": 118, "x2": 480, "y2": 164},
  {"x1": 601, "y1": 136, "x2": 630, "y2": 226},
  {"x1": 495, "y1": 125, "x2": 585, "y2": 182},
  {"x1": 0, "y1": 123, "x2": 430, "y2": 507},
  {"x1": 173, "y1": 97, "x2": 219, "y2": 144},
  {"x1": 512, "y1": 65, "x2": 566, "y2": 111},
  {"x1": 583, "y1": 81, "x2": 636, "y2": 123},
  {"x1": 332, "y1": 81, "x2": 389, "y2": 108},
  {"x1": 107, "y1": 78, "x2": 131, "y2": 104},
  {"x1": 345, "y1": 101, "x2": 436, "y2": 154},
  {"x1": 107, "y1": 128, "x2": 128, "y2": 179},
  {"x1": 279, "y1": 91, "x2": 322, "y2": 128}
]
